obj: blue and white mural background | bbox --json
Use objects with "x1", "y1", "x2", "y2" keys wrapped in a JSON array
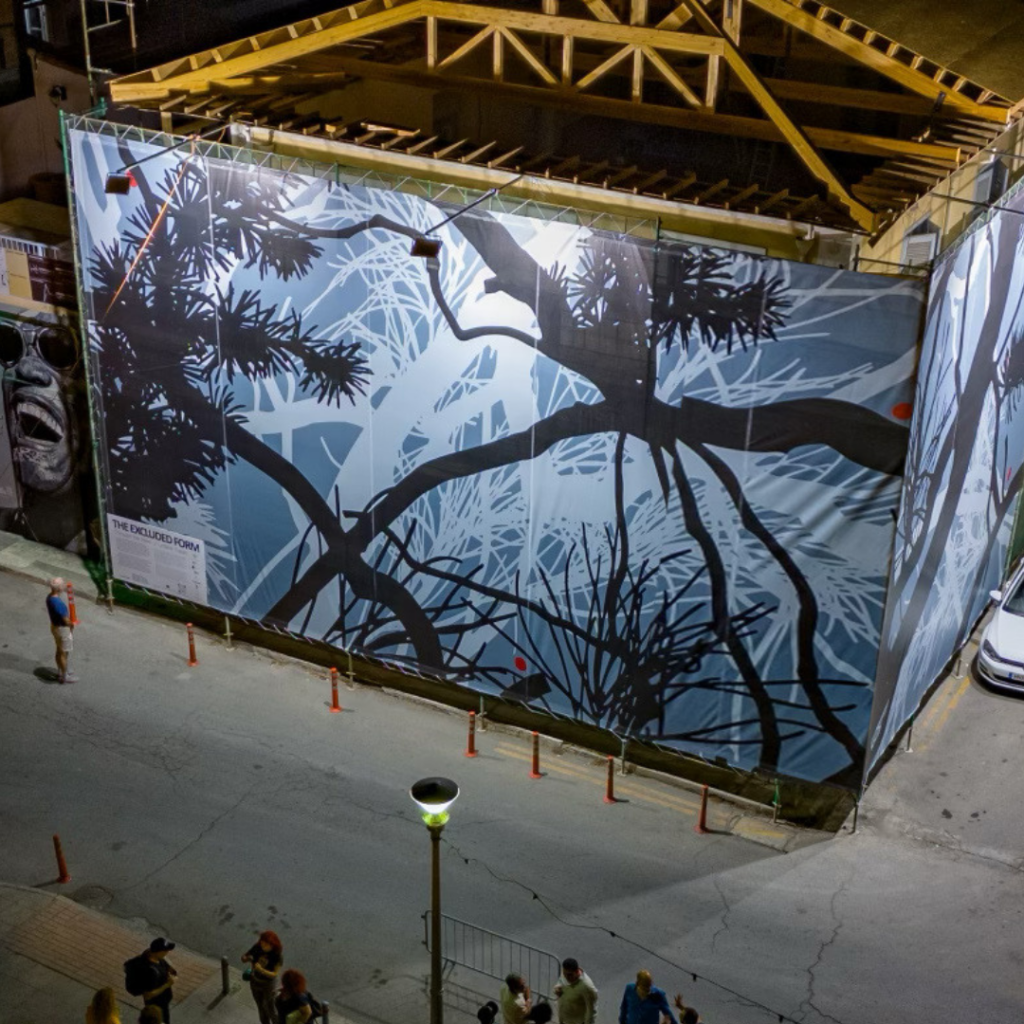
[
  {"x1": 69, "y1": 125, "x2": 924, "y2": 785},
  {"x1": 870, "y1": 189, "x2": 1024, "y2": 768}
]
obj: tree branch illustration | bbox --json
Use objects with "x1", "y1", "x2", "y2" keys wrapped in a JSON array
[
  {"x1": 690, "y1": 439, "x2": 864, "y2": 773},
  {"x1": 668, "y1": 445, "x2": 781, "y2": 769}
]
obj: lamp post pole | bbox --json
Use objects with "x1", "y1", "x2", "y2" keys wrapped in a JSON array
[
  {"x1": 429, "y1": 819, "x2": 444, "y2": 1024},
  {"x1": 410, "y1": 777, "x2": 459, "y2": 1024}
]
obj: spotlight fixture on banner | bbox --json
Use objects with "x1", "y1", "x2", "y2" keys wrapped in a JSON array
[
  {"x1": 410, "y1": 173, "x2": 525, "y2": 259},
  {"x1": 103, "y1": 124, "x2": 227, "y2": 194}
]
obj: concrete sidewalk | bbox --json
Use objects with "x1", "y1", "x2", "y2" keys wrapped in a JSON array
[
  {"x1": 0, "y1": 530, "x2": 101, "y2": 599},
  {"x1": 0, "y1": 881, "x2": 317, "y2": 1024}
]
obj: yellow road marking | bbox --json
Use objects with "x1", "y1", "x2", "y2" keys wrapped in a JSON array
[
  {"x1": 494, "y1": 744, "x2": 603, "y2": 782},
  {"x1": 915, "y1": 680, "x2": 955, "y2": 733},
  {"x1": 917, "y1": 674, "x2": 971, "y2": 750},
  {"x1": 735, "y1": 823, "x2": 788, "y2": 838}
]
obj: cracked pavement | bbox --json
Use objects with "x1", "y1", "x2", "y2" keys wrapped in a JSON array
[{"x1": 2, "y1": 566, "x2": 1024, "y2": 1024}]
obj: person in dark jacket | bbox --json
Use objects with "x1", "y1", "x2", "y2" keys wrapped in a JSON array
[{"x1": 134, "y1": 938, "x2": 177, "y2": 1024}]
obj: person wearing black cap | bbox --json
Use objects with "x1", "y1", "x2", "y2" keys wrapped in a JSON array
[{"x1": 138, "y1": 938, "x2": 177, "y2": 1023}]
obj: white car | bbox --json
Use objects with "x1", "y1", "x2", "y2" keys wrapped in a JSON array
[{"x1": 975, "y1": 562, "x2": 1024, "y2": 693}]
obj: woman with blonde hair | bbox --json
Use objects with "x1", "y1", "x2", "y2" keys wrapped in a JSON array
[{"x1": 86, "y1": 987, "x2": 121, "y2": 1024}]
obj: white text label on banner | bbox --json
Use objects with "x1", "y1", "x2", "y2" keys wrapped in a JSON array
[{"x1": 107, "y1": 513, "x2": 209, "y2": 605}]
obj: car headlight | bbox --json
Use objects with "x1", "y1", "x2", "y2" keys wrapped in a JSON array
[{"x1": 981, "y1": 639, "x2": 1000, "y2": 660}]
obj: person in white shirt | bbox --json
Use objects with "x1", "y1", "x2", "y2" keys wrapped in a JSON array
[{"x1": 554, "y1": 958, "x2": 598, "y2": 1024}]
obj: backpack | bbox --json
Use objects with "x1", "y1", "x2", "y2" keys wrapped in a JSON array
[
  {"x1": 307, "y1": 993, "x2": 324, "y2": 1021},
  {"x1": 123, "y1": 954, "x2": 149, "y2": 997}
]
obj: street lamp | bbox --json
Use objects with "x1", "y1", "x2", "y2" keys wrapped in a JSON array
[{"x1": 410, "y1": 777, "x2": 459, "y2": 1024}]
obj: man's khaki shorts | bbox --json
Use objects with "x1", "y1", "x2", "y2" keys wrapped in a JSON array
[{"x1": 50, "y1": 625, "x2": 73, "y2": 654}]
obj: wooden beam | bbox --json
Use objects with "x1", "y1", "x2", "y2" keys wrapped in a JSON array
[
  {"x1": 423, "y1": 3, "x2": 725, "y2": 56},
  {"x1": 575, "y1": 159, "x2": 610, "y2": 182},
  {"x1": 705, "y1": 55, "x2": 720, "y2": 109},
  {"x1": 499, "y1": 27, "x2": 558, "y2": 85},
  {"x1": 492, "y1": 25, "x2": 504, "y2": 79},
  {"x1": 116, "y1": 57, "x2": 969, "y2": 167},
  {"x1": 426, "y1": 15, "x2": 437, "y2": 68},
  {"x1": 633, "y1": 168, "x2": 668, "y2": 192},
  {"x1": 143, "y1": 57, "x2": 962, "y2": 120},
  {"x1": 632, "y1": 47, "x2": 644, "y2": 101},
  {"x1": 745, "y1": 0, "x2": 1009, "y2": 123},
  {"x1": 437, "y1": 25, "x2": 494, "y2": 71},
  {"x1": 666, "y1": 0, "x2": 873, "y2": 229},
  {"x1": 112, "y1": 0, "x2": 728, "y2": 101},
  {"x1": 657, "y1": 0, "x2": 696, "y2": 30},
  {"x1": 116, "y1": 0, "x2": 426, "y2": 91},
  {"x1": 757, "y1": 187, "x2": 788, "y2": 212},
  {"x1": 725, "y1": 181, "x2": 758, "y2": 207},
  {"x1": 576, "y1": 45, "x2": 634, "y2": 91},
  {"x1": 725, "y1": 47, "x2": 874, "y2": 227},
  {"x1": 723, "y1": 0, "x2": 741, "y2": 41},
  {"x1": 662, "y1": 172, "x2": 697, "y2": 198},
  {"x1": 580, "y1": 0, "x2": 621, "y2": 24},
  {"x1": 562, "y1": 35, "x2": 574, "y2": 85},
  {"x1": 605, "y1": 164, "x2": 639, "y2": 186},
  {"x1": 488, "y1": 145, "x2": 523, "y2": 167},
  {"x1": 696, "y1": 177, "x2": 729, "y2": 202},
  {"x1": 641, "y1": 46, "x2": 702, "y2": 107}
]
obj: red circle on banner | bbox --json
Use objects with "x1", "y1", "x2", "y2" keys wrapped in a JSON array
[
  {"x1": 891, "y1": 402, "x2": 913, "y2": 420},
  {"x1": 513, "y1": 656, "x2": 527, "y2": 672}
]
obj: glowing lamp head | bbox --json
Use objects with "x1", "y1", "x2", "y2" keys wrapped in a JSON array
[{"x1": 410, "y1": 776, "x2": 459, "y2": 826}]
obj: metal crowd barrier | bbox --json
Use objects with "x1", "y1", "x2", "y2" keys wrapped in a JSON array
[{"x1": 424, "y1": 912, "x2": 562, "y2": 1000}]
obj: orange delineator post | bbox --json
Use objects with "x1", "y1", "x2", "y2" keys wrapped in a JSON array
[
  {"x1": 694, "y1": 783, "x2": 710, "y2": 834},
  {"x1": 52, "y1": 834, "x2": 71, "y2": 883},
  {"x1": 465, "y1": 711, "x2": 478, "y2": 757},
  {"x1": 66, "y1": 582, "x2": 79, "y2": 625},
  {"x1": 603, "y1": 755, "x2": 616, "y2": 803},
  {"x1": 529, "y1": 731, "x2": 542, "y2": 778},
  {"x1": 186, "y1": 623, "x2": 198, "y2": 667},
  {"x1": 329, "y1": 667, "x2": 342, "y2": 713}
]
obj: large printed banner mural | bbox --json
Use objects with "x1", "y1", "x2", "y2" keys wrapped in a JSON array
[
  {"x1": 68, "y1": 125, "x2": 923, "y2": 784},
  {"x1": 870, "y1": 191, "x2": 1024, "y2": 767}
]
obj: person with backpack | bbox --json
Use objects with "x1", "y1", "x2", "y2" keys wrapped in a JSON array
[
  {"x1": 123, "y1": 938, "x2": 177, "y2": 1023},
  {"x1": 241, "y1": 930, "x2": 284, "y2": 1024},
  {"x1": 275, "y1": 969, "x2": 321, "y2": 1024}
]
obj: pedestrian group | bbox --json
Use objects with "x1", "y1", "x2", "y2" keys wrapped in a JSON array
[
  {"x1": 492, "y1": 960, "x2": 704, "y2": 1024},
  {"x1": 83, "y1": 929, "x2": 324, "y2": 1024},
  {"x1": 87, "y1": 935, "x2": 703, "y2": 1024}
]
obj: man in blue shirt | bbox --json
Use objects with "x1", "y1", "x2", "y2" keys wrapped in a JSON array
[
  {"x1": 619, "y1": 971, "x2": 677, "y2": 1024},
  {"x1": 45, "y1": 577, "x2": 75, "y2": 683}
]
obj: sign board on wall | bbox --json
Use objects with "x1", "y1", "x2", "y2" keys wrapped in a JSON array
[{"x1": 107, "y1": 513, "x2": 208, "y2": 604}]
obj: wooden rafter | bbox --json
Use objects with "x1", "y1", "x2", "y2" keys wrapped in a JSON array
[
  {"x1": 108, "y1": 0, "x2": 1015, "y2": 235},
  {"x1": 672, "y1": 0, "x2": 874, "y2": 230},
  {"x1": 745, "y1": 0, "x2": 1009, "y2": 122}
]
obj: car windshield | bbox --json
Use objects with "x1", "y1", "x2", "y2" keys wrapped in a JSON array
[{"x1": 1004, "y1": 577, "x2": 1024, "y2": 616}]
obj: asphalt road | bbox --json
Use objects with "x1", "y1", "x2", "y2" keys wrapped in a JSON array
[{"x1": 1, "y1": 570, "x2": 1023, "y2": 1024}]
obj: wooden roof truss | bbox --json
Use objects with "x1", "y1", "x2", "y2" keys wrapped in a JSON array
[{"x1": 110, "y1": 0, "x2": 1016, "y2": 234}]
